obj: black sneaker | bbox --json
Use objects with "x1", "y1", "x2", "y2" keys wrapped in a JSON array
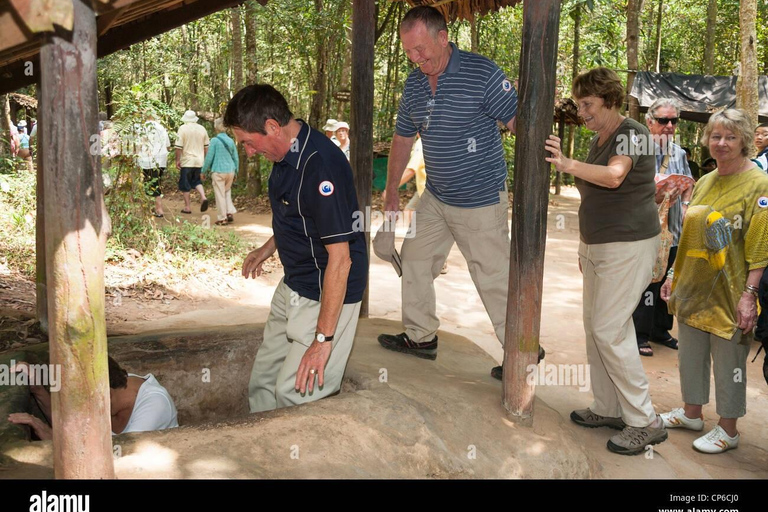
[
  {"x1": 377, "y1": 332, "x2": 438, "y2": 360},
  {"x1": 491, "y1": 345, "x2": 545, "y2": 380}
]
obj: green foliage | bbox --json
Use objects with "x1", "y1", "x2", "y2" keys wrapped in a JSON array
[{"x1": 0, "y1": 171, "x2": 36, "y2": 277}]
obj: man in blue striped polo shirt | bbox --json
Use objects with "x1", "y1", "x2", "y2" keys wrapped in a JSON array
[{"x1": 378, "y1": 5, "x2": 543, "y2": 376}]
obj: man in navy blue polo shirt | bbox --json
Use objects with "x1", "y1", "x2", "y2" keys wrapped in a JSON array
[
  {"x1": 378, "y1": 6, "x2": 543, "y2": 376},
  {"x1": 224, "y1": 84, "x2": 367, "y2": 412}
]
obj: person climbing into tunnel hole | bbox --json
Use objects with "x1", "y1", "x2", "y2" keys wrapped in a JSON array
[{"x1": 7, "y1": 356, "x2": 178, "y2": 440}]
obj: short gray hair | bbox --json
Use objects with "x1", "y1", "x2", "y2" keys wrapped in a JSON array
[
  {"x1": 648, "y1": 98, "x2": 681, "y2": 118},
  {"x1": 214, "y1": 117, "x2": 226, "y2": 134},
  {"x1": 700, "y1": 108, "x2": 755, "y2": 158}
]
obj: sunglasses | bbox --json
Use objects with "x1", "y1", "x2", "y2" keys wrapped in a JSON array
[{"x1": 653, "y1": 116, "x2": 679, "y2": 125}]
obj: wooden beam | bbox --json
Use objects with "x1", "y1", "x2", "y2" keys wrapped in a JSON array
[
  {"x1": 96, "y1": 0, "x2": 249, "y2": 57},
  {"x1": 502, "y1": 0, "x2": 562, "y2": 424},
  {"x1": 96, "y1": 5, "x2": 129, "y2": 36},
  {"x1": 40, "y1": 0, "x2": 114, "y2": 478},
  {"x1": 351, "y1": 0, "x2": 375, "y2": 317}
]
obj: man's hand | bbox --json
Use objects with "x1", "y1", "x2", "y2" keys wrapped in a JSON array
[
  {"x1": 295, "y1": 341, "x2": 333, "y2": 394},
  {"x1": 8, "y1": 413, "x2": 52, "y2": 440},
  {"x1": 242, "y1": 238, "x2": 277, "y2": 279},
  {"x1": 660, "y1": 277, "x2": 672, "y2": 302}
]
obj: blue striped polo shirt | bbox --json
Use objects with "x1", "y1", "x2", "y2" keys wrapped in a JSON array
[{"x1": 395, "y1": 42, "x2": 518, "y2": 208}]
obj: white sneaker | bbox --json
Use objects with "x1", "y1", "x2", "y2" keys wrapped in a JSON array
[
  {"x1": 660, "y1": 408, "x2": 704, "y2": 431},
  {"x1": 693, "y1": 426, "x2": 739, "y2": 454}
]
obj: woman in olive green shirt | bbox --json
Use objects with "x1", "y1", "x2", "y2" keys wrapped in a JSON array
[{"x1": 545, "y1": 67, "x2": 664, "y2": 456}]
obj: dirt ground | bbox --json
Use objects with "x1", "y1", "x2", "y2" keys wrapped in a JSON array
[{"x1": 1, "y1": 187, "x2": 767, "y2": 478}]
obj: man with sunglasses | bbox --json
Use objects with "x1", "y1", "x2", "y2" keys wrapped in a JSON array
[
  {"x1": 378, "y1": 6, "x2": 538, "y2": 376},
  {"x1": 633, "y1": 98, "x2": 693, "y2": 357}
]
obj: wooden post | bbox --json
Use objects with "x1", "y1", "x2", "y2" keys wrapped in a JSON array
[
  {"x1": 40, "y1": 0, "x2": 114, "y2": 479},
  {"x1": 503, "y1": 0, "x2": 562, "y2": 424},
  {"x1": 35, "y1": 103, "x2": 47, "y2": 334},
  {"x1": 351, "y1": 0, "x2": 375, "y2": 317}
]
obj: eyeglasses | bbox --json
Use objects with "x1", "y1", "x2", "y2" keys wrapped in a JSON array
[{"x1": 653, "y1": 116, "x2": 679, "y2": 125}]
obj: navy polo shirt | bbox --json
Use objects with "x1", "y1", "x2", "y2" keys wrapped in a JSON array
[
  {"x1": 269, "y1": 121, "x2": 367, "y2": 303},
  {"x1": 395, "y1": 42, "x2": 518, "y2": 208}
]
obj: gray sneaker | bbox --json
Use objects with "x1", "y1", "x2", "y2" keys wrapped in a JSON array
[
  {"x1": 607, "y1": 421, "x2": 668, "y2": 456},
  {"x1": 570, "y1": 408, "x2": 626, "y2": 430}
]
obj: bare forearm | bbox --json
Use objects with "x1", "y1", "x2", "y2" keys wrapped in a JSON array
[
  {"x1": 385, "y1": 135, "x2": 415, "y2": 207},
  {"x1": 747, "y1": 268, "x2": 764, "y2": 288},
  {"x1": 399, "y1": 168, "x2": 416, "y2": 188},
  {"x1": 563, "y1": 157, "x2": 630, "y2": 189},
  {"x1": 33, "y1": 388, "x2": 52, "y2": 420},
  {"x1": 316, "y1": 251, "x2": 352, "y2": 336}
]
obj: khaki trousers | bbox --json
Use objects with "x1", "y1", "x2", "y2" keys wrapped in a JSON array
[
  {"x1": 248, "y1": 279, "x2": 362, "y2": 412},
  {"x1": 211, "y1": 172, "x2": 236, "y2": 221},
  {"x1": 579, "y1": 235, "x2": 660, "y2": 427},
  {"x1": 402, "y1": 189, "x2": 510, "y2": 344},
  {"x1": 677, "y1": 322, "x2": 750, "y2": 418}
]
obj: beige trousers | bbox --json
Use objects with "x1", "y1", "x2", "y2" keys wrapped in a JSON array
[
  {"x1": 401, "y1": 188, "x2": 510, "y2": 344},
  {"x1": 579, "y1": 235, "x2": 660, "y2": 427},
  {"x1": 211, "y1": 172, "x2": 236, "y2": 221},
  {"x1": 677, "y1": 322, "x2": 750, "y2": 418},
  {"x1": 248, "y1": 279, "x2": 362, "y2": 412}
]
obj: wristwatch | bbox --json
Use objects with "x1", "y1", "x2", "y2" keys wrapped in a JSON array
[
  {"x1": 682, "y1": 201, "x2": 690, "y2": 206},
  {"x1": 315, "y1": 332, "x2": 334, "y2": 343}
]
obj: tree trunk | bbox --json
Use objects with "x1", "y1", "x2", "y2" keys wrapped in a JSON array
[
  {"x1": 626, "y1": 0, "x2": 645, "y2": 120},
  {"x1": 504, "y1": 0, "x2": 562, "y2": 424},
  {"x1": 0, "y1": 95, "x2": 9, "y2": 155},
  {"x1": 40, "y1": 0, "x2": 114, "y2": 479},
  {"x1": 231, "y1": 5, "x2": 248, "y2": 189},
  {"x1": 352, "y1": 0, "x2": 375, "y2": 317},
  {"x1": 470, "y1": 14, "x2": 479, "y2": 53},
  {"x1": 565, "y1": 2, "x2": 581, "y2": 178},
  {"x1": 736, "y1": 0, "x2": 759, "y2": 127},
  {"x1": 104, "y1": 81, "x2": 113, "y2": 118},
  {"x1": 654, "y1": 0, "x2": 663, "y2": 72},
  {"x1": 244, "y1": 1, "x2": 261, "y2": 195},
  {"x1": 245, "y1": 1, "x2": 259, "y2": 84},
  {"x1": 309, "y1": 0, "x2": 328, "y2": 129},
  {"x1": 336, "y1": 24, "x2": 352, "y2": 119},
  {"x1": 703, "y1": 0, "x2": 717, "y2": 74},
  {"x1": 231, "y1": 6, "x2": 244, "y2": 94}
]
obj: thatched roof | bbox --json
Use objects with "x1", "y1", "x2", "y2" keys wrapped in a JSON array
[
  {"x1": 555, "y1": 98, "x2": 582, "y2": 126},
  {"x1": 404, "y1": 0, "x2": 523, "y2": 22},
  {"x1": 9, "y1": 92, "x2": 38, "y2": 110}
]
